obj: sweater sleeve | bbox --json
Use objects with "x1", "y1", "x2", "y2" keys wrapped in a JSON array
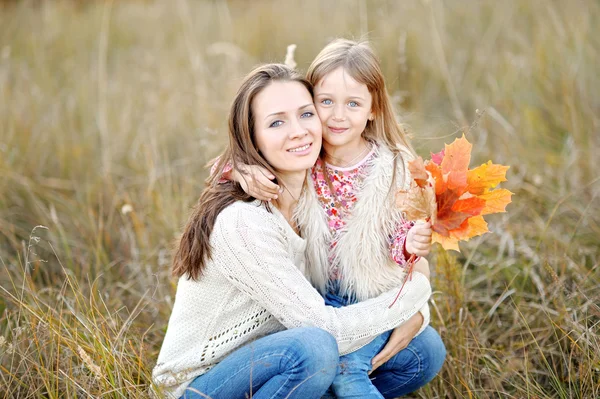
[{"x1": 211, "y1": 206, "x2": 432, "y2": 355}]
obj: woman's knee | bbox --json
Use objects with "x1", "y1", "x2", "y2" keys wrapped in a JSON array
[{"x1": 289, "y1": 327, "x2": 339, "y2": 376}]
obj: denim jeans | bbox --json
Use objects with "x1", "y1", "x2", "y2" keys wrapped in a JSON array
[
  {"x1": 182, "y1": 327, "x2": 339, "y2": 399},
  {"x1": 323, "y1": 290, "x2": 446, "y2": 398}
]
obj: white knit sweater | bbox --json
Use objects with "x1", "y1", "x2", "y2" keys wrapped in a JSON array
[{"x1": 152, "y1": 200, "x2": 431, "y2": 399}]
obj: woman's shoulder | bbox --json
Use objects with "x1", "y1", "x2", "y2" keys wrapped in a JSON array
[
  {"x1": 215, "y1": 200, "x2": 285, "y2": 235},
  {"x1": 218, "y1": 200, "x2": 273, "y2": 221},
  {"x1": 212, "y1": 200, "x2": 299, "y2": 253}
]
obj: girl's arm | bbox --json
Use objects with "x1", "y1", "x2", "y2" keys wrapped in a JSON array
[
  {"x1": 211, "y1": 205, "x2": 432, "y2": 355},
  {"x1": 390, "y1": 221, "x2": 432, "y2": 334},
  {"x1": 210, "y1": 157, "x2": 280, "y2": 201},
  {"x1": 389, "y1": 220, "x2": 414, "y2": 267}
]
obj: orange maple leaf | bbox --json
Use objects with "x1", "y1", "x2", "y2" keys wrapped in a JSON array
[
  {"x1": 433, "y1": 189, "x2": 470, "y2": 236},
  {"x1": 425, "y1": 162, "x2": 447, "y2": 195},
  {"x1": 441, "y1": 135, "x2": 472, "y2": 175},
  {"x1": 451, "y1": 196, "x2": 486, "y2": 216}
]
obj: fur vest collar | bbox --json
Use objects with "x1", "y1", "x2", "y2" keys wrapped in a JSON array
[{"x1": 295, "y1": 144, "x2": 413, "y2": 301}]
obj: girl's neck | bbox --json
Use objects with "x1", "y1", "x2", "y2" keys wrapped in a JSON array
[
  {"x1": 323, "y1": 137, "x2": 370, "y2": 168},
  {"x1": 273, "y1": 171, "x2": 305, "y2": 230}
]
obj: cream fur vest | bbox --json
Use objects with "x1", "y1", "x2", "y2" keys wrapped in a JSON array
[{"x1": 294, "y1": 144, "x2": 414, "y2": 302}]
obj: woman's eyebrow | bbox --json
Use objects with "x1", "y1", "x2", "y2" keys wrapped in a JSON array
[
  {"x1": 266, "y1": 104, "x2": 313, "y2": 119},
  {"x1": 266, "y1": 111, "x2": 285, "y2": 119}
]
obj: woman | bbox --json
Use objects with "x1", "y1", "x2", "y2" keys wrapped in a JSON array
[{"x1": 152, "y1": 64, "x2": 432, "y2": 399}]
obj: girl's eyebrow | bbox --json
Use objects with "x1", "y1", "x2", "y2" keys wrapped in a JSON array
[
  {"x1": 315, "y1": 92, "x2": 366, "y2": 101},
  {"x1": 265, "y1": 104, "x2": 314, "y2": 119}
]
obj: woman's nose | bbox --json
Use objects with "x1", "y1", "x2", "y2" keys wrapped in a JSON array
[{"x1": 289, "y1": 118, "x2": 309, "y2": 139}]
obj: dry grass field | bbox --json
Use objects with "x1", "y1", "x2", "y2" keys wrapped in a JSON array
[{"x1": 0, "y1": 0, "x2": 599, "y2": 397}]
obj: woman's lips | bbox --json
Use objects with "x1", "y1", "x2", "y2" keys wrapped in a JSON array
[{"x1": 286, "y1": 142, "x2": 313, "y2": 155}]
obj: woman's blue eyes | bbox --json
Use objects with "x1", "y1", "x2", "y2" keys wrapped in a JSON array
[
  {"x1": 322, "y1": 99, "x2": 333, "y2": 105},
  {"x1": 348, "y1": 101, "x2": 359, "y2": 107},
  {"x1": 268, "y1": 112, "x2": 314, "y2": 128}
]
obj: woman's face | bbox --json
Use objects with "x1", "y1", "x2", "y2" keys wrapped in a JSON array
[{"x1": 252, "y1": 81, "x2": 322, "y2": 176}]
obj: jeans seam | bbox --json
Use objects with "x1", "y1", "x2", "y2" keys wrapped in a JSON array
[
  {"x1": 379, "y1": 346, "x2": 422, "y2": 395},
  {"x1": 200, "y1": 352, "x2": 294, "y2": 396}
]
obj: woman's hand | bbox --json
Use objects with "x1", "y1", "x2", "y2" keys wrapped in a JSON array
[
  {"x1": 232, "y1": 164, "x2": 281, "y2": 201},
  {"x1": 405, "y1": 220, "x2": 433, "y2": 258},
  {"x1": 370, "y1": 312, "x2": 424, "y2": 373}
]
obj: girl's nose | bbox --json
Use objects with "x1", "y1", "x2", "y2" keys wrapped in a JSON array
[{"x1": 333, "y1": 105, "x2": 346, "y2": 121}]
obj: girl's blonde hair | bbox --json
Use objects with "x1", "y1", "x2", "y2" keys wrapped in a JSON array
[{"x1": 307, "y1": 38, "x2": 415, "y2": 189}]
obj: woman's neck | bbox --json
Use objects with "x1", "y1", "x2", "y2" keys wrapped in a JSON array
[
  {"x1": 323, "y1": 137, "x2": 370, "y2": 167},
  {"x1": 273, "y1": 171, "x2": 305, "y2": 230}
]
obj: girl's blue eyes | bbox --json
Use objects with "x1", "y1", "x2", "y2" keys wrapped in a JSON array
[
  {"x1": 321, "y1": 99, "x2": 360, "y2": 107},
  {"x1": 268, "y1": 112, "x2": 314, "y2": 128}
]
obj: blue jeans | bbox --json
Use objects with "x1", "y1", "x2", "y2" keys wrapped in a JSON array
[
  {"x1": 324, "y1": 291, "x2": 446, "y2": 398},
  {"x1": 183, "y1": 327, "x2": 339, "y2": 399}
]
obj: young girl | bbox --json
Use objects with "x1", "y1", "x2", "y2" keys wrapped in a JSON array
[
  {"x1": 221, "y1": 39, "x2": 445, "y2": 398},
  {"x1": 153, "y1": 64, "x2": 432, "y2": 399}
]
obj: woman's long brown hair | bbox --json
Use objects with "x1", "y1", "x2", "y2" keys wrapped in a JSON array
[{"x1": 172, "y1": 64, "x2": 313, "y2": 280}]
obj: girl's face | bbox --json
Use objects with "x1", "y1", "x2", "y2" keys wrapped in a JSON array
[
  {"x1": 313, "y1": 67, "x2": 373, "y2": 150},
  {"x1": 252, "y1": 81, "x2": 322, "y2": 177}
]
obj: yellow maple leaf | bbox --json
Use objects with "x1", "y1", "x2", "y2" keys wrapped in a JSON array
[
  {"x1": 432, "y1": 231, "x2": 460, "y2": 251},
  {"x1": 477, "y1": 188, "x2": 513, "y2": 215},
  {"x1": 467, "y1": 161, "x2": 510, "y2": 195},
  {"x1": 450, "y1": 215, "x2": 489, "y2": 241}
]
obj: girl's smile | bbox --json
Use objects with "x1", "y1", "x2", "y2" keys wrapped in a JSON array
[{"x1": 313, "y1": 66, "x2": 374, "y2": 161}]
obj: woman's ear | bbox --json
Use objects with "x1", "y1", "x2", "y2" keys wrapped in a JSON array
[{"x1": 368, "y1": 111, "x2": 375, "y2": 121}]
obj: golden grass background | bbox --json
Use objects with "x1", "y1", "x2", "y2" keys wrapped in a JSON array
[{"x1": 0, "y1": 0, "x2": 599, "y2": 397}]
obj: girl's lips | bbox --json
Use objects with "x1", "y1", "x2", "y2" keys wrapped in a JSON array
[{"x1": 328, "y1": 126, "x2": 348, "y2": 134}]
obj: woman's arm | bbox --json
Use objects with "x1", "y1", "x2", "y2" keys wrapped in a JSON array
[{"x1": 211, "y1": 205, "x2": 432, "y2": 355}]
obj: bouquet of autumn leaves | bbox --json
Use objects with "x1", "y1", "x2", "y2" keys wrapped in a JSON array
[
  {"x1": 396, "y1": 135, "x2": 512, "y2": 251},
  {"x1": 390, "y1": 135, "x2": 512, "y2": 306}
]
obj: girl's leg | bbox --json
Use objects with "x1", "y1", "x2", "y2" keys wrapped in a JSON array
[
  {"x1": 329, "y1": 330, "x2": 392, "y2": 399},
  {"x1": 370, "y1": 326, "x2": 446, "y2": 398},
  {"x1": 182, "y1": 327, "x2": 338, "y2": 399},
  {"x1": 323, "y1": 291, "x2": 389, "y2": 399}
]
